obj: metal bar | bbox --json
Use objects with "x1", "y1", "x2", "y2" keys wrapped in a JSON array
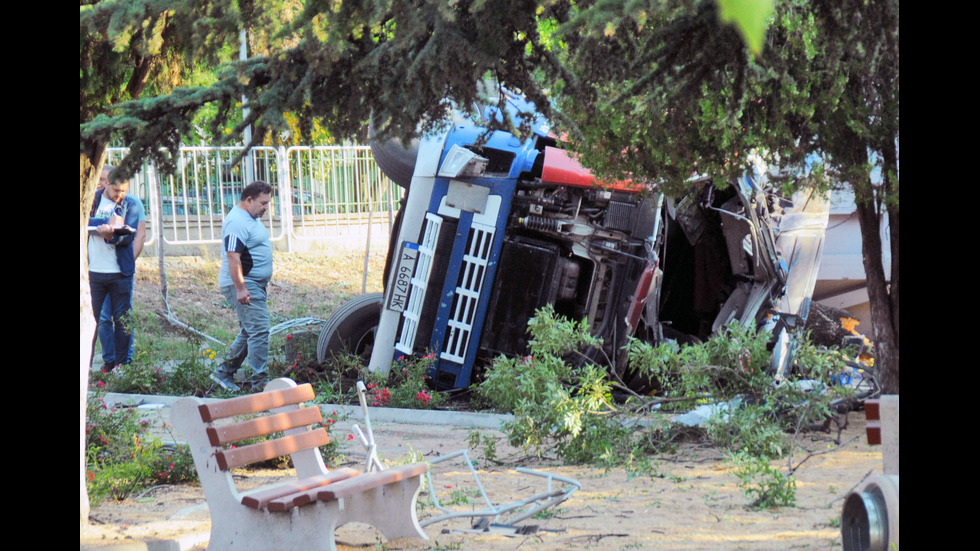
[{"x1": 420, "y1": 450, "x2": 581, "y2": 528}]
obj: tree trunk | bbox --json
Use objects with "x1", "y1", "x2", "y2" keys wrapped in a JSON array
[
  {"x1": 80, "y1": 147, "x2": 106, "y2": 532},
  {"x1": 855, "y1": 194, "x2": 899, "y2": 395}
]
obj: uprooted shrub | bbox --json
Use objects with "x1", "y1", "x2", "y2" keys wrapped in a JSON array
[{"x1": 476, "y1": 304, "x2": 856, "y2": 507}]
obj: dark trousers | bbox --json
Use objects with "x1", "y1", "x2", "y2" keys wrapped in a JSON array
[{"x1": 90, "y1": 271, "x2": 134, "y2": 367}]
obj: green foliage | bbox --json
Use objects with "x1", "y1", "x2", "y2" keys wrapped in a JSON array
[
  {"x1": 477, "y1": 305, "x2": 659, "y2": 476},
  {"x1": 85, "y1": 386, "x2": 196, "y2": 505},
  {"x1": 628, "y1": 321, "x2": 850, "y2": 505},
  {"x1": 94, "y1": 362, "x2": 167, "y2": 395},
  {"x1": 547, "y1": 0, "x2": 899, "y2": 390},
  {"x1": 318, "y1": 409, "x2": 347, "y2": 467},
  {"x1": 730, "y1": 451, "x2": 797, "y2": 509},
  {"x1": 160, "y1": 347, "x2": 219, "y2": 396},
  {"x1": 467, "y1": 430, "x2": 499, "y2": 465},
  {"x1": 481, "y1": 305, "x2": 851, "y2": 506},
  {"x1": 364, "y1": 353, "x2": 444, "y2": 409},
  {"x1": 717, "y1": 0, "x2": 775, "y2": 55},
  {"x1": 79, "y1": 0, "x2": 244, "y2": 164},
  {"x1": 275, "y1": 330, "x2": 327, "y2": 382},
  {"x1": 92, "y1": 325, "x2": 218, "y2": 397}
]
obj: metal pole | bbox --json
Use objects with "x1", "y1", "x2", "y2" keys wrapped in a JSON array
[
  {"x1": 361, "y1": 150, "x2": 373, "y2": 294},
  {"x1": 240, "y1": 30, "x2": 254, "y2": 185}
]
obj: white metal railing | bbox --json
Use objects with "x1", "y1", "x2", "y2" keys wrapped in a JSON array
[
  {"x1": 284, "y1": 146, "x2": 397, "y2": 241},
  {"x1": 105, "y1": 145, "x2": 399, "y2": 251}
]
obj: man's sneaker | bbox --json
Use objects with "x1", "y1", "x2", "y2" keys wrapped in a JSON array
[{"x1": 210, "y1": 371, "x2": 241, "y2": 392}]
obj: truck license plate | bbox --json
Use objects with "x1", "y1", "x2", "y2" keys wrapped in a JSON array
[{"x1": 387, "y1": 242, "x2": 419, "y2": 312}]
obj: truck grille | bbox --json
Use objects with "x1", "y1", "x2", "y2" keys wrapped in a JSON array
[
  {"x1": 441, "y1": 222, "x2": 496, "y2": 363},
  {"x1": 395, "y1": 213, "x2": 443, "y2": 354}
]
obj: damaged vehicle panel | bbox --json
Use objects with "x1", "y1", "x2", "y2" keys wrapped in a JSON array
[{"x1": 319, "y1": 91, "x2": 829, "y2": 391}]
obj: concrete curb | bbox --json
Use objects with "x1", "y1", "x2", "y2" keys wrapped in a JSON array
[
  {"x1": 80, "y1": 531, "x2": 210, "y2": 551},
  {"x1": 101, "y1": 391, "x2": 515, "y2": 430}
]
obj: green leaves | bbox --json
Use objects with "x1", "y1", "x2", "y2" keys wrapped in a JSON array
[{"x1": 717, "y1": 0, "x2": 774, "y2": 55}]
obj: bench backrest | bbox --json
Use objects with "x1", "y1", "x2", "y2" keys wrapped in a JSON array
[{"x1": 197, "y1": 383, "x2": 330, "y2": 471}]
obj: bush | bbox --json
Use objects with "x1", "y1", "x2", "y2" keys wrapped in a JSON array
[
  {"x1": 477, "y1": 306, "x2": 659, "y2": 475},
  {"x1": 160, "y1": 347, "x2": 219, "y2": 396},
  {"x1": 478, "y1": 305, "x2": 853, "y2": 504},
  {"x1": 364, "y1": 353, "x2": 444, "y2": 409},
  {"x1": 92, "y1": 362, "x2": 167, "y2": 395},
  {"x1": 730, "y1": 452, "x2": 798, "y2": 509},
  {"x1": 85, "y1": 385, "x2": 196, "y2": 505}
]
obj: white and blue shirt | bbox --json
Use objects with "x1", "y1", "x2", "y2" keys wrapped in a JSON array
[{"x1": 218, "y1": 205, "x2": 273, "y2": 287}]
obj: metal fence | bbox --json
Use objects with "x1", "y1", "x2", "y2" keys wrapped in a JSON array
[{"x1": 106, "y1": 145, "x2": 399, "y2": 252}]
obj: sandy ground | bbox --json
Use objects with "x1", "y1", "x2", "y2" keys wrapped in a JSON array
[{"x1": 81, "y1": 407, "x2": 882, "y2": 550}]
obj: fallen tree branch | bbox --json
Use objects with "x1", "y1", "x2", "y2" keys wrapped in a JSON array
[
  {"x1": 155, "y1": 308, "x2": 224, "y2": 346},
  {"x1": 789, "y1": 435, "x2": 860, "y2": 475},
  {"x1": 153, "y1": 180, "x2": 223, "y2": 348}
]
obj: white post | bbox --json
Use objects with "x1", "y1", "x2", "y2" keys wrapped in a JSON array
[{"x1": 240, "y1": 29, "x2": 254, "y2": 185}]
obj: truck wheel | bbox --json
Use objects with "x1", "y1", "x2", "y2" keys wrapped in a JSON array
[
  {"x1": 370, "y1": 137, "x2": 418, "y2": 189},
  {"x1": 317, "y1": 293, "x2": 384, "y2": 365}
]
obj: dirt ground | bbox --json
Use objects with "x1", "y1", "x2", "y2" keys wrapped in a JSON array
[
  {"x1": 83, "y1": 254, "x2": 882, "y2": 550},
  {"x1": 81, "y1": 408, "x2": 882, "y2": 550}
]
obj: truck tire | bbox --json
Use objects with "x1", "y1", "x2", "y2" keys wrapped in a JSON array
[
  {"x1": 317, "y1": 293, "x2": 384, "y2": 365},
  {"x1": 370, "y1": 138, "x2": 418, "y2": 189}
]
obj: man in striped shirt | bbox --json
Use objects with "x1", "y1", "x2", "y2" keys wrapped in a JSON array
[{"x1": 210, "y1": 181, "x2": 275, "y2": 392}]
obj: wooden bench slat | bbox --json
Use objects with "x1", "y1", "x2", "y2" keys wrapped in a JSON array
[
  {"x1": 316, "y1": 463, "x2": 429, "y2": 501},
  {"x1": 216, "y1": 428, "x2": 330, "y2": 471},
  {"x1": 242, "y1": 468, "x2": 360, "y2": 510},
  {"x1": 865, "y1": 399, "x2": 880, "y2": 421},
  {"x1": 199, "y1": 384, "x2": 315, "y2": 422},
  {"x1": 866, "y1": 420, "x2": 882, "y2": 445},
  {"x1": 207, "y1": 406, "x2": 323, "y2": 446}
]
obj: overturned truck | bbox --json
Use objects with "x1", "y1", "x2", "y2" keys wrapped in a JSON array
[{"x1": 317, "y1": 92, "x2": 829, "y2": 392}]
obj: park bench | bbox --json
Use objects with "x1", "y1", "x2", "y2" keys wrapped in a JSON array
[{"x1": 170, "y1": 377, "x2": 429, "y2": 551}]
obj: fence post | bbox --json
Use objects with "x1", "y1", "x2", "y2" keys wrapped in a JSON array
[
  {"x1": 361, "y1": 152, "x2": 373, "y2": 294},
  {"x1": 146, "y1": 161, "x2": 160, "y2": 255},
  {"x1": 277, "y1": 145, "x2": 294, "y2": 253}
]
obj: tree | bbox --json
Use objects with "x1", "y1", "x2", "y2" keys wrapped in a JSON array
[
  {"x1": 79, "y1": 0, "x2": 564, "y2": 529},
  {"x1": 542, "y1": 0, "x2": 898, "y2": 393},
  {"x1": 79, "y1": 0, "x2": 249, "y2": 529}
]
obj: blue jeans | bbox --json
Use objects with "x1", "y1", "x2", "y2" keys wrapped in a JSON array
[
  {"x1": 216, "y1": 281, "x2": 270, "y2": 384},
  {"x1": 99, "y1": 299, "x2": 134, "y2": 365},
  {"x1": 90, "y1": 272, "x2": 134, "y2": 368}
]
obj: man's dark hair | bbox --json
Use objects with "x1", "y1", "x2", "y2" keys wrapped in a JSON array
[{"x1": 241, "y1": 180, "x2": 274, "y2": 201}]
